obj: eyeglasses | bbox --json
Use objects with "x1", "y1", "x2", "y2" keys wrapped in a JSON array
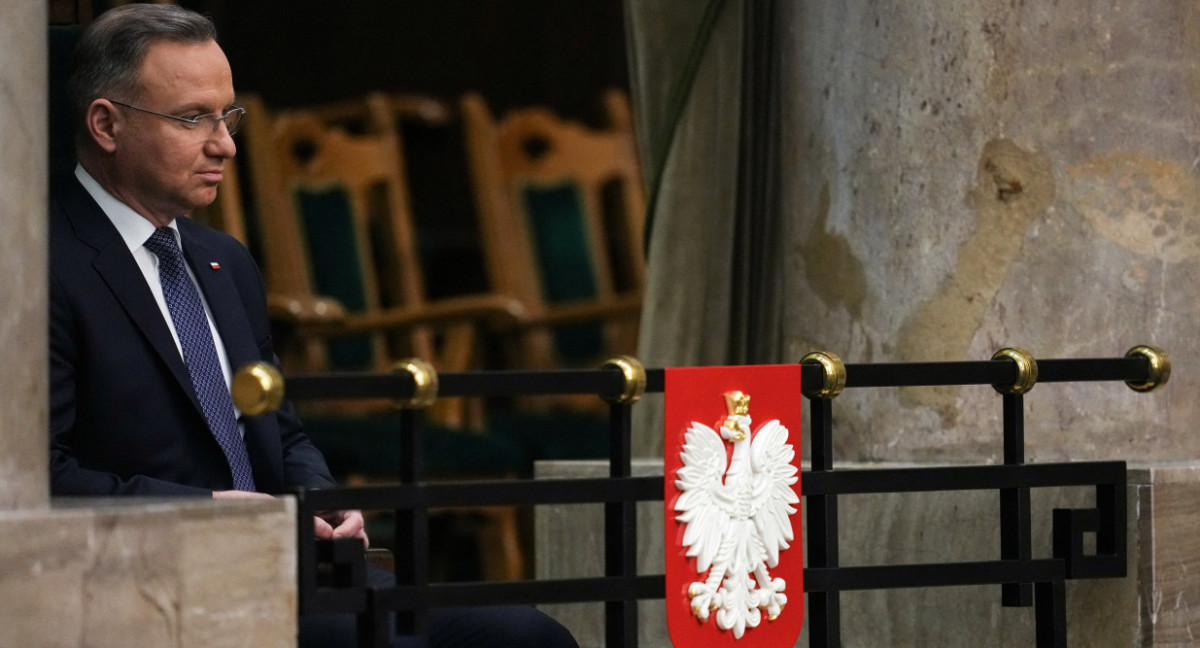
[{"x1": 109, "y1": 100, "x2": 246, "y2": 136}]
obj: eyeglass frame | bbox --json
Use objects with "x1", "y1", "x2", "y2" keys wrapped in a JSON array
[{"x1": 108, "y1": 99, "x2": 246, "y2": 136}]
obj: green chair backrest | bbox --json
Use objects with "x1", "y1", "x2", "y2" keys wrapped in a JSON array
[
  {"x1": 295, "y1": 186, "x2": 375, "y2": 369},
  {"x1": 522, "y1": 183, "x2": 605, "y2": 362}
]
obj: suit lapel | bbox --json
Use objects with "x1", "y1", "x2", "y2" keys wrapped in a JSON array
[{"x1": 63, "y1": 181, "x2": 201, "y2": 411}]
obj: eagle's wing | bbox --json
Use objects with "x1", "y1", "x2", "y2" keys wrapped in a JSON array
[
  {"x1": 749, "y1": 419, "x2": 800, "y2": 568},
  {"x1": 674, "y1": 421, "x2": 734, "y2": 572}
]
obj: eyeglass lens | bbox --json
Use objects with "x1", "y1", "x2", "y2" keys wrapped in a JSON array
[{"x1": 214, "y1": 108, "x2": 244, "y2": 135}]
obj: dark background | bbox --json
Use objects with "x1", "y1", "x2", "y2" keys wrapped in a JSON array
[
  {"x1": 201, "y1": 0, "x2": 629, "y2": 124},
  {"x1": 52, "y1": 0, "x2": 630, "y2": 122},
  {"x1": 50, "y1": 0, "x2": 632, "y2": 183}
]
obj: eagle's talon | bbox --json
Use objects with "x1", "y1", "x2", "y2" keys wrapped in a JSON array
[{"x1": 688, "y1": 582, "x2": 719, "y2": 622}]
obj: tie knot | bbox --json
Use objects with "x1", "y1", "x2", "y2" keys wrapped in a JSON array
[{"x1": 145, "y1": 227, "x2": 181, "y2": 262}]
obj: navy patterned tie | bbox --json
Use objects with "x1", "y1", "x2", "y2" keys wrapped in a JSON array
[{"x1": 144, "y1": 227, "x2": 256, "y2": 491}]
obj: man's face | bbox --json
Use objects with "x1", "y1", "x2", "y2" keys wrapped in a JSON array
[{"x1": 108, "y1": 39, "x2": 236, "y2": 225}]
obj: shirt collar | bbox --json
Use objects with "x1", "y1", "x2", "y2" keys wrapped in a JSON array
[{"x1": 75, "y1": 164, "x2": 181, "y2": 253}]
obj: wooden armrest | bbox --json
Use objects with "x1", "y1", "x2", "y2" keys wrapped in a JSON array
[
  {"x1": 323, "y1": 294, "x2": 528, "y2": 336},
  {"x1": 266, "y1": 294, "x2": 347, "y2": 325},
  {"x1": 518, "y1": 292, "x2": 643, "y2": 328}
]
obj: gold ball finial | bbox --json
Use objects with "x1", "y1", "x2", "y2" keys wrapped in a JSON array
[
  {"x1": 801, "y1": 351, "x2": 846, "y2": 399},
  {"x1": 991, "y1": 347, "x2": 1038, "y2": 395},
  {"x1": 393, "y1": 358, "x2": 438, "y2": 409},
  {"x1": 1125, "y1": 345, "x2": 1170, "y2": 392},
  {"x1": 600, "y1": 355, "x2": 646, "y2": 404},
  {"x1": 231, "y1": 362, "x2": 285, "y2": 416}
]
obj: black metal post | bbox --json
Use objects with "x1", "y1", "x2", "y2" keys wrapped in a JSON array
[
  {"x1": 807, "y1": 397, "x2": 840, "y2": 647},
  {"x1": 358, "y1": 591, "x2": 390, "y2": 648},
  {"x1": 1034, "y1": 580, "x2": 1067, "y2": 647},
  {"x1": 394, "y1": 407, "x2": 429, "y2": 638},
  {"x1": 605, "y1": 401, "x2": 638, "y2": 648},
  {"x1": 1001, "y1": 393, "x2": 1033, "y2": 607}
]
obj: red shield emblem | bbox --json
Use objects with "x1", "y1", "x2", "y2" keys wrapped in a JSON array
[{"x1": 664, "y1": 365, "x2": 804, "y2": 647}]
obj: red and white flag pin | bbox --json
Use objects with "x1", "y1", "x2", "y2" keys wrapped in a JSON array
[
  {"x1": 209, "y1": 262, "x2": 221, "y2": 270},
  {"x1": 664, "y1": 364, "x2": 804, "y2": 648}
]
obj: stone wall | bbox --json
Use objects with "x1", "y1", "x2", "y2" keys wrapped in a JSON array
[
  {"x1": 0, "y1": 499, "x2": 297, "y2": 648},
  {"x1": 780, "y1": 1, "x2": 1198, "y2": 464},
  {"x1": 0, "y1": 0, "x2": 49, "y2": 512}
]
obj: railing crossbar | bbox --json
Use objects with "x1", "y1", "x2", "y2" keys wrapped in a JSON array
[
  {"x1": 804, "y1": 461, "x2": 1124, "y2": 495},
  {"x1": 298, "y1": 461, "x2": 1121, "y2": 511},
  {"x1": 805, "y1": 558, "x2": 1067, "y2": 592},
  {"x1": 282, "y1": 356, "x2": 1152, "y2": 401},
  {"x1": 372, "y1": 576, "x2": 666, "y2": 608}
]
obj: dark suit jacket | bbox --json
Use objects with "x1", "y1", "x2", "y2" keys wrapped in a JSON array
[{"x1": 49, "y1": 176, "x2": 335, "y2": 496}]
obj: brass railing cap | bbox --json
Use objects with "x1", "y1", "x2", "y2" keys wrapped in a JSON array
[
  {"x1": 992, "y1": 347, "x2": 1038, "y2": 395},
  {"x1": 801, "y1": 351, "x2": 846, "y2": 400},
  {"x1": 601, "y1": 355, "x2": 647, "y2": 404},
  {"x1": 1125, "y1": 345, "x2": 1170, "y2": 392},
  {"x1": 232, "y1": 362, "x2": 285, "y2": 415},
  {"x1": 394, "y1": 358, "x2": 439, "y2": 408}
]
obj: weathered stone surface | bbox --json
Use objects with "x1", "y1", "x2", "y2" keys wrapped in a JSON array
[
  {"x1": 1135, "y1": 465, "x2": 1200, "y2": 646},
  {"x1": 81, "y1": 509, "x2": 183, "y2": 647},
  {"x1": 0, "y1": 499, "x2": 295, "y2": 648},
  {"x1": 0, "y1": 509, "x2": 92, "y2": 648},
  {"x1": 0, "y1": 0, "x2": 48, "y2": 511},
  {"x1": 777, "y1": 0, "x2": 1200, "y2": 465},
  {"x1": 177, "y1": 501, "x2": 297, "y2": 648}
]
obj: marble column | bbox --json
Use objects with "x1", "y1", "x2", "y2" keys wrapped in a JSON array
[{"x1": 0, "y1": 1, "x2": 48, "y2": 510}]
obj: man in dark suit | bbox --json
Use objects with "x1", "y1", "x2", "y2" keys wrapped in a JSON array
[
  {"x1": 50, "y1": 5, "x2": 577, "y2": 647},
  {"x1": 49, "y1": 0, "x2": 365, "y2": 536}
]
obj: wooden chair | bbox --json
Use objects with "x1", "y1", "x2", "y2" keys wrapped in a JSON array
[
  {"x1": 239, "y1": 94, "x2": 527, "y2": 580},
  {"x1": 460, "y1": 90, "x2": 647, "y2": 386},
  {"x1": 241, "y1": 94, "x2": 523, "y2": 418}
]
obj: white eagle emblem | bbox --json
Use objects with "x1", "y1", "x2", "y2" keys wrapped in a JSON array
[{"x1": 674, "y1": 390, "x2": 800, "y2": 638}]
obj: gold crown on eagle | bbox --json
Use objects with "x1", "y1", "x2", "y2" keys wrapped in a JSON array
[{"x1": 723, "y1": 390, "x2": 750, "y2": 416}]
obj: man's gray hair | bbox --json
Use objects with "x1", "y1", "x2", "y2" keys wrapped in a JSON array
[{"x1": 66, "y1": 3, "x2": 218, "y2": 148}]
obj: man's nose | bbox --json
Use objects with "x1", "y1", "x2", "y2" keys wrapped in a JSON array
[{"x1": 206, "y1": 121, "x2": 237, "y2": 158}]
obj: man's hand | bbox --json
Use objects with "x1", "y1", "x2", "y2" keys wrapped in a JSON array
[
  {"x1": 314, "y1": 509, "x2": 369, "y2": 549},
  {"x1": 213, "y1": 492, "x2": 368, "y2": 549}
]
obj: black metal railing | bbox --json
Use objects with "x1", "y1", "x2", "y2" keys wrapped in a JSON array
[{"x1": 248, "y1": 346, "x2": 1168, "y2": 648}]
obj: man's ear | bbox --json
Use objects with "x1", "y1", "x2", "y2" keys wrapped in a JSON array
[{"x1": 85, "y1": 99, "x2": 120, "y2": 154}]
